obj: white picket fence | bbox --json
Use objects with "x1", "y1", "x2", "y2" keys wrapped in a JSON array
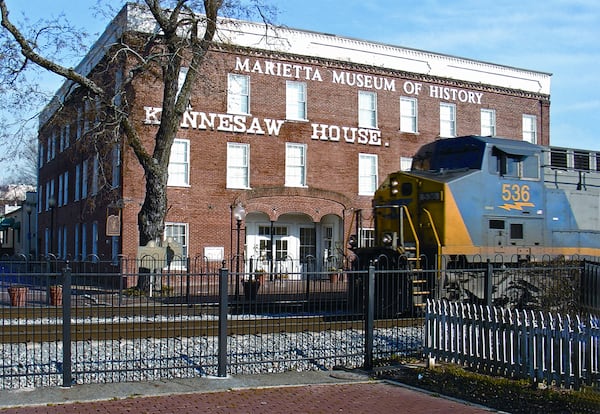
[{"x1": 425, "y1": 299, "x2": 600, "y2": 389}]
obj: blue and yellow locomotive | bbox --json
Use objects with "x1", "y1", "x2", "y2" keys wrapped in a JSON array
[{"x1": 349, "y1": 135, "x2": 600, "y2": 312}]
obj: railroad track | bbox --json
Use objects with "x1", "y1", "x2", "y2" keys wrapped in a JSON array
[{"x1": 0, "y1": 305, "x2": 422, "y2": 343}]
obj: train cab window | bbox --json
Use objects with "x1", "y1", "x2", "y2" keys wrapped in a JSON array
[
  {"x1": 510, "y1": 223, "x2": 523, "y2": 239},
  {"x1": 495, "y1": 153, "x2": 539, "y2": 179}
]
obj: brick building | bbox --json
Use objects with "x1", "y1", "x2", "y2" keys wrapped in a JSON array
[{"x1": 37, "y1": 4, "x2": 550, "y2": 274}]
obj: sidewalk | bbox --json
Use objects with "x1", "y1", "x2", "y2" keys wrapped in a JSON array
[{"x1": 0, "y1": 371, "x2": 501, "y2": 413}]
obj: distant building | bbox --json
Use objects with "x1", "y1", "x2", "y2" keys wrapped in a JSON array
[
  {"x1": 0, "y1": 190, "x2": 37, "y2": 257},
  {"x1": 36, "y1": 4, "x2": 550, "y2": 275}
]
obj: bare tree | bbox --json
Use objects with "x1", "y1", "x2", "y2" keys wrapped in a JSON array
[{"x1": 0, "y1": 0, "x2": 274, "y2": 246}]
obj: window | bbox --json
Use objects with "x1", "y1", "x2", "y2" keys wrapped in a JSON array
[
  {"x1": 481, "y1": 109, "x2": 496, "y2": 136},
  {"x1": 400, "y1": 97, "x2": 418, "y2": 133},
  {"x1": 299, "y1": 227, "x2": 316, "y2": 260},
  {"x1": 400, "y1": 157, "x2": 412, "y2": 172},
  {"x1": 227, "y1": 143, "x2": 249, "y2": 189},
  {"x1": 38, "y1": 143, "x2": 44, "y2": 168},
  {"x1": 286, "y1": 81, "x2": 307, "y2": 120},
  {"x1": 167, "y1": 139, "x2": 190, "y2": 186},
  {"x1": 440, "y1": 103, "x2": 456, "y2": 137},
  {"x1": 81, "y1": 160, "x2": 88, "y2": 199},
  {"x1": 62, "y1": 172, "x2": 68, "y2": 206},
  {"x1": 58, "y1": 174, "x2": 64, "y2": 207},
  {"x1": 91, "y1": 221, "x2": 98, "y2": 262},
  {"x1": 91, "y1": 155, "x2": 99, "y2": 195},
  {"x1": 522, "y1": 115, "x2": 537, "y2": 143},
  {"x1": 76, "y1": 107, "x2": 83, "y2": 140},
  {"x1": 227, "y1": 74, "x2": 250, "y2": 114},
  {"x1": 74, "y1": 224, "x2": 79, "y2": 260},
  {"x1": 358, "y1": 91, "x2": 377, "y2": 128},
  {"x1": 285, "y1": 143, "x2": 307, "y2": 187},
  {"x1": 112, "y1": 145, "x2": 121, "y2": 188},
  {"x1": 496, "y1": 152, "x2": 539, "y2": 179},
  {"x1": 81, "y1": 223, "x2": 87, "y2": 260},
  {"x1": 74, "y1": 164, "x2": 81, "y2": 201},
  {"x1": 361, "y1": 228, "x2": 375, "y2": 248},
  {"x1": 358, "y1": 153, "x2": 378, "y2": 195},
  {"x1": 165, "y1": 222, "x2": 188, "y2": 267}
]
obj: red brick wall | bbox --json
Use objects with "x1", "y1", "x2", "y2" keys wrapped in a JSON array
[{"x1": 39, "y1": 45, "x2": 551, "y2": 262}]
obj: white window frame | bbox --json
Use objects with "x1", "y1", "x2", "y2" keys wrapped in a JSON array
[
  {"x1": 440, "y1": 103, "x2": 456, "y2": 137},
  {"x1": 286, "y1": 81, "x2": 307, "y2": 121},
  {"x1": 227, "y1": 142, "x2": 250, "y2": 189},
  {"x1": 358, "y1": 153, "x2": 378, "y2": 196},
  {"x1": 167, "y1": 139, "x2": 190, "y2": 187},
  {"x1": 481, "y1": 109, "x2": 496, "y2": 136},
  {"x1": 400, "y1": 157, "x2": 413, "y2": 172},
  {"x1": 227, "y1": 73, "x2": 250, "y2": 115},
  {"x1": 164, "y1": 222, "x2": 188, "y2": 269},
  {"x1": 400, "y1": 97, "x2": 418, "y2": 133},
  {"x1": 523, "y1": 114, "x2": 537, "y2": 143},
  {"x1": 358, "y1": 91, "x2": 377, "y2": 129},
  {"x1": 285, "y1": 143, "x2": 307, "y2": 187}
]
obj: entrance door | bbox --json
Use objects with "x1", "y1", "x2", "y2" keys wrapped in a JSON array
[{"x1": 255, "y1": 225, "x2": 293, "y2": 276}]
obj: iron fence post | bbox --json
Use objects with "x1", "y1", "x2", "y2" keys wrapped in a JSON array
[
  {"x1": 62, "y1": 264, "x2": 72, "y2": 387},
  {"x1": 218, "y1": 265, "x2": 229, "y2": 377},
  {"x1": 364, "y1": 265, "x2": 375, "y2": 370},
  {"x1": 485, "y1": 259, "x2": 493, "y2": 307}
]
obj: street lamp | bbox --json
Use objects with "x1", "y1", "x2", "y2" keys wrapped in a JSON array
[
  {"x1": 48, "y1": 196, "x2": 56, "y2": 256},
  {"x1": 24, "y1": 204, "x2": 32, "y2": 258},
  {"x1": 232, "y1": 203, "x2": 246, "y2": 299}
]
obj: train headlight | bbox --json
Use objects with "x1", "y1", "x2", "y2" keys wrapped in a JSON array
[
  {"x1": 382, "y1": 232, "x2": 394, "y2": 246},
  {"x1": 390, "y1": 179, "x2": 399, "y2": 195}
]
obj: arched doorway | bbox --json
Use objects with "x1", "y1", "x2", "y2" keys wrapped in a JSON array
[{"x1": 244, "y1": 212, "x2": 343, "y2": 279}]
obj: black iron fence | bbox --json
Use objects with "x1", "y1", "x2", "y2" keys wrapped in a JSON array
[{"x1": 0, "y1": 254, "x2": 598, "y2": 390}]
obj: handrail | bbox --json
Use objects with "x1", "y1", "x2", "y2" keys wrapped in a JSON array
[
  {"x1": 422, "y1": 208, "x2": 442, "y2": 274},
  {"x1": 399, "y1": 205, "x2": 420, "y2": 267}
]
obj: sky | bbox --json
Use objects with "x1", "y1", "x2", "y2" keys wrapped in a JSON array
[{"x1": 4, "y1": 0, "x2": 600, "y2": 152}]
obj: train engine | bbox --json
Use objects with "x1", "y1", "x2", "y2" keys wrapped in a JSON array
[{"x1": 349, "y1": 135, "x2": 600, "y2": 312}]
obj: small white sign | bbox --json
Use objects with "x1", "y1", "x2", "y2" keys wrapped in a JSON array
[{"x1": 204, "y1": 246, "x2": 224, "y2": 261}]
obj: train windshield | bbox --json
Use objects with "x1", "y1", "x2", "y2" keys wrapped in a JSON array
[{"x1": 412, "y1": 141, "x2": 485, "y2": 172}]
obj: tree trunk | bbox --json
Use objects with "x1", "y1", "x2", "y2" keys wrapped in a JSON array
[
  {"x1": 137, "y1": 165, "x2": 168, "y2": 291},
  {"x1": 138, "y1": 166, "x2": 168, "y2": 246}
]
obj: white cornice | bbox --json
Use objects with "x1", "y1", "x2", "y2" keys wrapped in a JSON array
[{"x1": 40, "y1": 3, "x2": 551, "y2": 125}]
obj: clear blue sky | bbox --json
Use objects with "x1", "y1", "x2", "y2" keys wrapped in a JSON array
[{"x1": 5, "y1": 0, "x2": 600, "y2": 150}]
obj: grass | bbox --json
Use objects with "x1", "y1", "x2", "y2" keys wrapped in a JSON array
[{"x1": 374, "y1": 362, "x2": 600, "y2": 414}]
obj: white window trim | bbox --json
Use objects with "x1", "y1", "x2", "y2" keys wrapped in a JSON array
[
  {"x1": 227, "y1": 142, "x2": 250, "y2": 189},
  {"x1": 358, "y1": 153, "x2": 378, "y2": 196},
  {"x1": 358, "y1": 91, "x2": 377, "y2": 129},
  {"x1": 227, "y1": 73, "x2": 250, "y2": 115},
  {"x1": 440, "y1": 102, "x2": 456, "y2": 138},
  {"x1": 167, "y1": 138, "x2": 190, "y2": 187},
  {"x1": 481, "y1": 108, "x2": 496, "y2": 136},
  {"x1": 285, "y1": 143, "x2": 307, "y2": 187},
  {"x1": 522, "y1": 114, "x2": 537, "y2": 144},
  {"x1": 400, "y1": 97, "x2": 418, "y2": 133},
  {"x1": 286, "y1": 80, "x2": 307, "y2": 121}
]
